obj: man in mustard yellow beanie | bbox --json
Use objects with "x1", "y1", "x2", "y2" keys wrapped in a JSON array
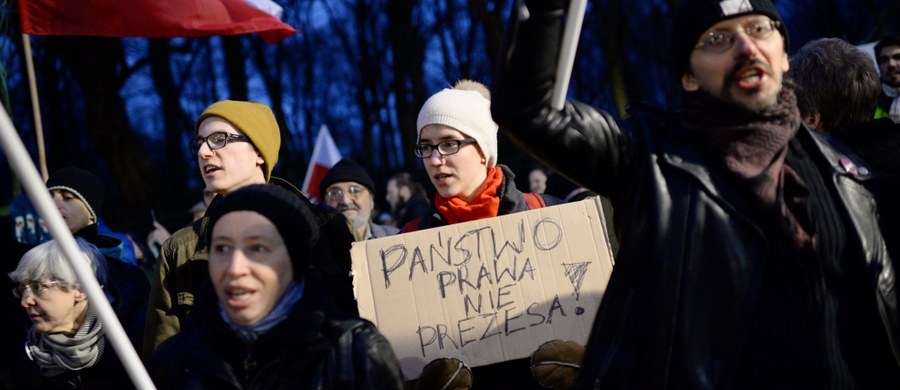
[
  {"x1": 193, "y1": 100, "x2": 281, "y2": 182},
  {"x1": 143, "y1": 99, "x2": 285, "y2": 357}
]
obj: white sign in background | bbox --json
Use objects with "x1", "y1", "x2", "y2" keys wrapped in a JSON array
[{"x1": 351, "y1": 197, "x2": 615, "y2": 379}]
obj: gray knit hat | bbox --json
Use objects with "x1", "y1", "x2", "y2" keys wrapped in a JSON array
[{"x1": 46, "y1": 167, "x2": 104, "y2": 222}]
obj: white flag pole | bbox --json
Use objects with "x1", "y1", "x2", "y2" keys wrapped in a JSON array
[
  {"x1": 21, "y1": 33, "x2": 49, "y2": 181},
  {"x1": 550, "y1": 0, "x2": 588, "y2": 111},
  {"x1": 301, "y1": 124, "x2": 329, "y2": 195},
  {"x1": 0, "y1": 106, "x2": 156, "y2": 390}
]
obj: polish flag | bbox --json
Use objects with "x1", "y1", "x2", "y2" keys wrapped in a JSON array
[
  {"x1": 302, "y1": 125, "x2": 342, "y2": 202},
  {"x1": 19, "y1": 0, "x2": 296, "y2": 44}
]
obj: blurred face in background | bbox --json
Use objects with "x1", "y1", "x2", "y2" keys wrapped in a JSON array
[
  {"x1": 196, "y1": 118, "x2": 266, "y2": 196},
  {"x1": 50, "y1": 189, "x2": 93, "y2": 233},
  {"x1": 878, "y1": 44, "x2": 900, "y2": 88},
  {"x1": 208, "y1": 211, "x2": 293, "y2": 326},
  {"x1": 529, "y1": 169, "x2": 548, "y2": 194},
  {"x1": 385, "y1": 179, "x2": 401, "y2": 212},
  {"x1": 419, "y1": 125, "x2": 488, "y2": 202}
]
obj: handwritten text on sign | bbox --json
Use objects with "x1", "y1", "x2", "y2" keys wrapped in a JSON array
[{"x1": 351, "y1": 197, "x2": 614, "y2": 379}]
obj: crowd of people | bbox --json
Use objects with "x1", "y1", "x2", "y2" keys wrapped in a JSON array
[{"x1": 4, "y1": 0, "x2": 900, "y2": 388}]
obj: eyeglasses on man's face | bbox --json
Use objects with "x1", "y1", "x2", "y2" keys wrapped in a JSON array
[
  {"x1": 13, "y1": 280, "x2": 64, "y2": 299},
  {"x1": 694, "y1": 19, "x2": 781, "y2": 53},
  {"x1": 324, "y1": 185, "x2": 367, "y2": 202},
  {"x1": 190, "y1": 132, "x2": 251, "y2": 154},
  {"x1": 414, "y1": 138, "x2": 478, "y2": 158}
]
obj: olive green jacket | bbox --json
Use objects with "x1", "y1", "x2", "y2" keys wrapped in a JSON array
[{"x1": 142, "y1": 207, "x2": 210, "y2": 360}]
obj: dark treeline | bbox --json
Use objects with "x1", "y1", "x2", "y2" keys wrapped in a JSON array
[{"x1": 0, "y1": 0, "x2": 897, "y2": 236}]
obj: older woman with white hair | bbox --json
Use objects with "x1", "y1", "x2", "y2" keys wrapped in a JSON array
[{"x1": 8, "y1": 238, "x2": 141, "y2": 389}]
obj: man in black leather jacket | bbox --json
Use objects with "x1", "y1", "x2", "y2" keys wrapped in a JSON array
[{"x1": 492, "y1": 0, "x2": 900, "y2": 388}]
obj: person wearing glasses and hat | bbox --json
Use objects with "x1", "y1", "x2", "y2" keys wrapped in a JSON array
[
  {"x1": 401, "y1": 79, "x2": 559, "y2": 234},
  {"x1": 8, "y1": 238, "x2": 142, "y2": 389},
  {"x1": 402, "y1": 79, "x2": 561, "y2": 390},
  {"x1": 320, "y1": 159, "x2": 399, "y2": 240},
  {"x1": 144, "y1": 100, "x2": 359, "y2": 360},
  {"x1": 492, "y1": 0, "x2": 900, "y2": 387}
]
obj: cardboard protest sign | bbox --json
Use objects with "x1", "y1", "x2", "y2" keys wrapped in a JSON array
[{"x1": 351, "y1": 197, "x2": 615, "y2": 379}]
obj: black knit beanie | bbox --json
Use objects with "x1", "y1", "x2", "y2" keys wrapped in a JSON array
[
  {"x1": 672, "y1": 0, "x2": 788, "y2": 79},
  {"x1": 318, "y1": 159, "x2": 376, "y2": 197},
  {"x1": 206, "y1": 184, "x2": 319, "y2": 281},
  {"x1": 46, "y1": 167, "x2": 105, "y2": 222}
]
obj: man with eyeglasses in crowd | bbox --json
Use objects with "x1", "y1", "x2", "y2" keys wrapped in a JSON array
[
  {"x1": 492, "y1": 0, "x2": 900, "y2": 387},
  {"x1": 319, "y1": 159, "x2": 399, "y2": 240},
  {"x1": 142, "y1": 100, "x2": 280, "y2": 359},
  {"x1": 143, "y1": 100, "x2": 361, "y2": 359}
]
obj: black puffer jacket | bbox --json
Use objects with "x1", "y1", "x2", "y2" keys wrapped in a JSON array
[
  {"x1": 149, "y1": 277, "x2": 404, "y2": 390},
  {"x1": 491, "y1": 1, "x2": 899, "y2": 388}
]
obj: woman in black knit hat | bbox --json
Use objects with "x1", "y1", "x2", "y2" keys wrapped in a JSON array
[{"x1": 150, "y1": 184, "x2": 404, "y2": 389}]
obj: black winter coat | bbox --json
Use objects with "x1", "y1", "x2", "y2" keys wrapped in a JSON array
[
  {"x1": 150, "y1": 278, "x2": 404, "y2": 390},
  {"x1": 491, "y1": 2, "x2": 900, "y2": 388}
]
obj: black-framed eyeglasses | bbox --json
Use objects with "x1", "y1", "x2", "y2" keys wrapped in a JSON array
[
  {"x1": 324, "y1": 185, "x2": 367, "y2": 202},
  {"x1": 190, "y1": 132, "x2": 251, "y2": 153},
  {"x1": 13, "y1": 280, "x2": 64, "y2": 299},
  {"x1": 694, "y1": 20, "x2": 782, "y2": 53},
  {"x1": 414, "y1": 138, "x2": 478, "y2": 158}
]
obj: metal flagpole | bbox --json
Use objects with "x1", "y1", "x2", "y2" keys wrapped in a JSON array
[
  {"x1": 21, "y1": 33, "x2": 48, "y2": 181},
  {"x1": 0, "y1": 105, "x2": 156, "y2": 390},
  {"x1": 550, "y1": 0, "x2": 588, "y2": 111}
]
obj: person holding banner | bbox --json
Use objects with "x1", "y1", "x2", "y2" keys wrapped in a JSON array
[
  {"x1": 403, "y1": 79, "x2": 564, "y2": 389},
  {"x1": 492, "y1": 0, "x2": 900, "y2": 388},
  {"x1": 150, "y1": 184, "x2": 404, "y2": 389},
  {"x1": 143, "y1": 100, "x2": 359, "y2": 360},
  {"x1": 8, "y1": 238, "x2": 142, "y2": 389}
]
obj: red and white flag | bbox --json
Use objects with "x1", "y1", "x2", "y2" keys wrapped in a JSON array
[
  {"x1": 19, "y1": 0, "x2": 296, "y2": 44},
  {"x1": 302, "y1": 125, "x2": 342, "y2": 202}
]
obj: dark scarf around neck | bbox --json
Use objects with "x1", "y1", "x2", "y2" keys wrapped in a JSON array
[
  {"x1": 680, "y1": 87, "x2": 816, "y2": 252},
  {"x1": 680, "y1": 86, "x2": 802, "y2": 208}
]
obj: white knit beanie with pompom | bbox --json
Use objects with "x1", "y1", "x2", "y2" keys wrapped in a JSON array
[{"x1": 416, "y1": 79, "x2": 499, "y2": 168}]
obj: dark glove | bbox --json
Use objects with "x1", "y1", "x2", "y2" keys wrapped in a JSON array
[
  {"x1": 530, "y1": 339, "x2": 584, "y2": 389},
  {"x1": 415, "y1": 358, "x2": 473, "y2": 390}
]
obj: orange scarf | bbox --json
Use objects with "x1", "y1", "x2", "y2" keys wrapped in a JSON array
[{"x1": 434, "y1": 167, "x2": 503, "y2": 224}]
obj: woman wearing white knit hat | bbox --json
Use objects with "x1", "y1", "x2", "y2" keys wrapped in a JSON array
[
  {"x1": 401, "y1": 79, "x2": 560, "y2": 233},
  {"x1": 401, "y1": 80, "x2": 561, "y2": 389}
]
